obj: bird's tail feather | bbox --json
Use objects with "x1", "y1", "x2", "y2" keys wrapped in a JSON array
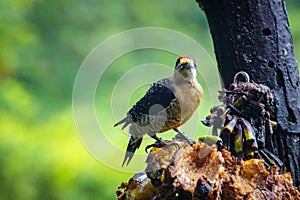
[
  {"x1": 122, "y1": 136, "x2": 143, "y2": 167},
  {"x1": 114, "y1": 117, "x2": 131, "y2": 129}
]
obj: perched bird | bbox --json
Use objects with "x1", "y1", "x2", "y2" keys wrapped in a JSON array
[{"x1": 114, "y1": 56, "x2": 203, "y2": 166}]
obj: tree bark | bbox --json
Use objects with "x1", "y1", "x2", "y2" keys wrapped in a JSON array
[{"x1": 196, "y1": 0, "x2": 300, "y2": 186}]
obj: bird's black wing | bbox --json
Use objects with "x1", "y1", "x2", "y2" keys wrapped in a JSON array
[
  {"x1": 114, "y1": 78, "x2": 176, "y2": 129},
  {"x1": 128, "y1": 78, "x2": 176, "y2": 122}
]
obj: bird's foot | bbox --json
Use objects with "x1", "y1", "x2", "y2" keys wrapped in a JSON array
[
  {"x1": 145, "y1": 139, "x2": 179, "y2": 153},
  {"x1": 173, "y1": 128, "x2": 195, "y2": 145},
  {"x1": 175, "y1": 133, "x2": 195, "y2": 145}
]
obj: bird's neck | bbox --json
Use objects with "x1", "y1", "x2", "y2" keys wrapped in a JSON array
[{"x1": 173, "y1": 70, "x2": 198, "y2": 85}]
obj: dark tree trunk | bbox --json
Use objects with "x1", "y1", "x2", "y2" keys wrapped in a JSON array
[{"x1": 196, "y1": 0, "x2": 300, "y2": 186}]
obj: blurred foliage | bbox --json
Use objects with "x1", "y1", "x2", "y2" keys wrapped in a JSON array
[{"x1": 0, "y1": 0, "x2": 299, "y2": 199}]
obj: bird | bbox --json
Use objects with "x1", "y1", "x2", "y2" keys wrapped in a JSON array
[{"x1": 114, "y1": 56, "x2": 203, "y2": 166}]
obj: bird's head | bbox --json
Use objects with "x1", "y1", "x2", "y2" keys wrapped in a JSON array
[{"x1": 174, "y1": 56, "x2": 198, "y2": 80}]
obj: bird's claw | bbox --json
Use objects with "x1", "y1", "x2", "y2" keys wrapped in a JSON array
[
  {"x1": 145, "y1": 140, "x2": 180, "y2": 153},
  {"x1": 173, "y1": 128, "x2": 195, "y2": 146},
  {"x1": 175, "y1": 132, "x2": 195, "y2": 145}
]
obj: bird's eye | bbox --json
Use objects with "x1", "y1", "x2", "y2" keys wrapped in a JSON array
[{"x1": 175, "y1": 64, "x2": 184, "y2": 70}]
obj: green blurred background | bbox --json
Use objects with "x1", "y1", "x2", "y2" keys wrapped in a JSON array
[{"x1": 1, "y1": 0, "x2": 299, "y2": 199}]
